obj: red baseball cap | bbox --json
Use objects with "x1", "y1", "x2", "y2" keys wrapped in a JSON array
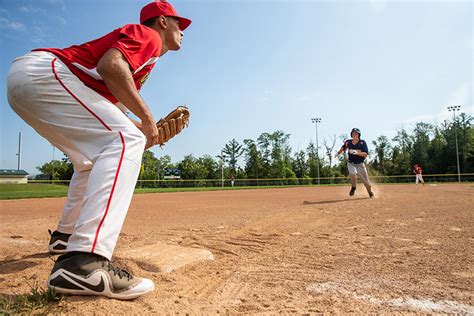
[{"x1": 140, "y1": 1, "x2": 192, "y2": 31}]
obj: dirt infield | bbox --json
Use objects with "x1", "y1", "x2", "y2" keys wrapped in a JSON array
[{"x1": 1, "y1": 184, "x2": 473, "y2": 314}]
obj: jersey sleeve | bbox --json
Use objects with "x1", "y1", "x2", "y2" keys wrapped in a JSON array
[
  {"x1": 361, "y1": 141, "x2": 369, "y2": 153},
  {"x1": 342, "y1": 140, "x2": 348, "y2": 150},
  {"x1": 110, "y1": 24, "x2": 161, "y2": 72}
]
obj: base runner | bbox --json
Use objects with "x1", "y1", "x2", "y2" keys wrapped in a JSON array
[
  {"x1": 335, "y1": 128, "x2": 374, "y2": 198},
  {"x1": 7, "y1": 1, "x2": 191, "y2": 299}
]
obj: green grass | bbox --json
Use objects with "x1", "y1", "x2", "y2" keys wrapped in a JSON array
[
  {"x1": 0, "y1": 282, "x2": 64, "y2": 315},
  {"x1": 134, "y1": 184, "x2": 319, "y2": 194},
  {"x1": 1, "y1": 182, "x2": 470, "y2": 200},
  {"x1": 0, "y1": 183, "x2": 325, "y2": 199},
  {"x1": 0, "y1": 184, "x2": 69, "y2": 199}
]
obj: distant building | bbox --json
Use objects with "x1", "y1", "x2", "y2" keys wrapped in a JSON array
[{"x1": 0, "y1": 169, "x2": 29, "y2": 184}]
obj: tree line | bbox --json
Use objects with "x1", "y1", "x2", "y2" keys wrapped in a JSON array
[{"x1": 37, "y1": 113, "x2": 473, "y2": 180}]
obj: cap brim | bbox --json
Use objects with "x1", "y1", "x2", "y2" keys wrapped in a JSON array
[{"x1": 177, "y1": 16, "x2": 192, "y2": 31}]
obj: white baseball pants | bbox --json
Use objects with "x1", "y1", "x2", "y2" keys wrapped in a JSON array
[
  {"x1": 7, "y1": 51, "x2": 146, "y2": 260},
  {"x1": 415, "y1": 174, "x2": 424, "y2": 184}
]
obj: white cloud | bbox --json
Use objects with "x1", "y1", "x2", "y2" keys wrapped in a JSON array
[
  {"x1": 403, "y1": 82, "x2": 473, "y2": 125},
  {"x1": 404, "y1": 107, "x2": 474, "y2": 126},
  {"x1": 19, "y1": 5, "x2": 42, "y2": 14},
  {"x1": 55, "y1": 16, "x2": 67, "y2": 25},
  {"x1": 30, "y1": 25, "x2": 48, "y2": 44},
  {"x1": 0, "y1": 17, "x2": 26, "y2": 32},
  {"x1": 46, "y1": 0, "x2": 66, "y2": 11}
]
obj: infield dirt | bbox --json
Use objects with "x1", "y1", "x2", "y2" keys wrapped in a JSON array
[{"x1": 1, "y1": 184, "x2": 473, "y2": 314}]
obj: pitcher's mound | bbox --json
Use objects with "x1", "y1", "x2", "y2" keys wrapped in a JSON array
[{"x1": 118, "y1": 242, "x2": 214, "y2": 273}]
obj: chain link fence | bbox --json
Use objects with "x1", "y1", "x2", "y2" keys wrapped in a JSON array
[{"x1": 27, "y1": 173, "x2": 474, "y2": 188}]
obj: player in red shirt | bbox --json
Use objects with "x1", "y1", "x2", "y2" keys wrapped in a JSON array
[
  {"x1": 413, "y1": 164, "x2": 425, "y2": 185},
  {"x1": 7, "y1": 1, "x2": 191, "y2": 299}
]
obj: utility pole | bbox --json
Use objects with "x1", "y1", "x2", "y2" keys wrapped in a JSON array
[
  {"x1": 216, "y1": 150, "x2": 226, "y2": 187},
  {"x1": 16, "y1": 131, "x2": 22, "y2": 170},
  {"x1": 447, "y1": 105, "x2": 462, "y2": 182},
  {"x1": 311, "y1": 118, "x2": 322, "y2": 185},
  {"x1": 52, "y1": 145, "x2": 55, "y2": 181}
]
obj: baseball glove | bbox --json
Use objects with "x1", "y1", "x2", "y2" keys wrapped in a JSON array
[{"x1": 156, "y1": 105, "x2": 190, "y2": 146}]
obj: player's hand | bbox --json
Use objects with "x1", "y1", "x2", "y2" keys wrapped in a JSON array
[{"x1": 141, "y1": 116, "x2": 160, "y2": 149}]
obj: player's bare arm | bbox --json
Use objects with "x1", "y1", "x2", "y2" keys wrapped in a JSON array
[
  {"x1": 97, "y1": 48, "x2": 159, "y2": 149},
  {"x1": 335, "y1": 145, "x2": 346, "y2": 157}
]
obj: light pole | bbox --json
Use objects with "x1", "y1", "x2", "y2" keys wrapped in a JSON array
[
  {"x1": 52, "y1": 145, "x2": 55, "y2": 181},
  {"x1": 16, "y1": 131, "x2": 22, "y2": 170},
  {"x1": 311, "y1": 118, "x2": 322, "y2": 185},
  {"x1": 447, "y1": 105, "x2": 462, "y2": 183},
  {"x1": 216, "y1": 151, "x2": 226, "y2": 187}
]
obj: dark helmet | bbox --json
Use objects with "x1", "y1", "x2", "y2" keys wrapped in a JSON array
[{"x1": 351, "y1": 128, "x2": 361, "y2": 137}]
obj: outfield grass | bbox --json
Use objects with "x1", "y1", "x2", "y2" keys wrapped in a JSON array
[
  {"x1": 0, "y1": 184, "x2": 69, "y2": 200},
  {"x1": 0, "y1": 182, "x2": 469, "y2": 200},
  {"x1": 0, "y1": 183, "x2": 327, "y2": 200}
]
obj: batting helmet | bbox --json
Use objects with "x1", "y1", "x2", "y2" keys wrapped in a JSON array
[{"x1": 351, "y1": 128, "x2": 361, "y2": 137}]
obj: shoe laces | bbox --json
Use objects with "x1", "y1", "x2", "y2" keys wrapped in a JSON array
[{"x1": 100, "y1": 260, "x2": 133, "y2": 280}]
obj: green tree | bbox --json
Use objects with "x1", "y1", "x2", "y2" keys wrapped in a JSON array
[
  {"x1": 268, "y1": 130, "x2": 291, "y2": 178},
  {"x1": 222, "y1": 139, "x2": 244, "y2": 175},
  {"x1": 456, "y1": 113, "x2": 473, "y2": 173},
  {"x1": 243, "y1": 139, "x2": 263, "y2": 179},
  {"x1": 140, "y1": 150, "x2": 159, "y2": 180},
  {"x1": 197, "y1": 155, "x2": 219, "y2": 179},
  {"x1": 156, "y1": 155, "x2": 174, "y2": 179},
  {"x1": 37, "y1": 156, "x2": 73, "y2": 180},
  {"x1": 292, "y1": 150, "x2": 308, "y2": 178},
  {"x1": 306, "y1": 141, "x2": 322, "y2": 178},
  {"x1": 371, "y1": 135, "x2": 392, "y2": 175},
  {"x1": 177, "y1": 154, "x2": 208, "y2": 179},
  {"x1": 411, "y1": 122, "x2": 433, "y2": 170},
  {"x1": 257, "y1": 133, "x2": 272, "y2": 178},
  {"x1": 426, "y1": 127, "x2": 448, "y2": 173},
  {"x1": 391, "y1": 128, "x2": 414, "y2": 174}
]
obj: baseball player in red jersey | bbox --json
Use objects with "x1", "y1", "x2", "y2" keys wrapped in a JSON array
[
  {"x1": 7, "y1": 1, "x2": 191, "y2": 299},
  {"x1": 413, "y1": 164, "x2": 425, "y2": 185}
]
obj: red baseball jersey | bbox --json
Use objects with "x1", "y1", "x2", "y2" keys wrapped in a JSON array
[
  {"x1": 414, "y1": 166, "x2": 423, "y2": 174},
  {"x1": 34, "y1": 24, "x2": 162, "y2": 103}
]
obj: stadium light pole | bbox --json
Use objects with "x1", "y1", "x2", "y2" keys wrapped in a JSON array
[
  {"x1": 216, "y1": 150, "x2": 226, "y2": 187},
  {"x1": 311, "y1": 118, "x2": 322, "y2": 185},
  {"x1": 16, "y1": 131, "x2": 22, "y2": 170},
  {"x1": 52, "y1": 145, "x2": 55, "y2": 181},
  {"x1": 447, "y1": 105, "x2": 462, "y2": 182}
]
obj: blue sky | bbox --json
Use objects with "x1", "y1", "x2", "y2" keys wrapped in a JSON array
[{"x1": 1, "y1": 0, "x2": 472, "y2": 174}]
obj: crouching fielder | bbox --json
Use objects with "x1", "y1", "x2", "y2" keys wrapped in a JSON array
[{"x1": 335, "y1": 128, "x2": 374, "y2": 198}]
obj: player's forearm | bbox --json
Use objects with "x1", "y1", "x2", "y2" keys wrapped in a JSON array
[
  {"x1": 358, "y1": 152, "x2": 368, "y2": 158},
  {"x1": 129, "y1": 118, "x2": 143, "y2": 131},
  {"x1": 97, "y1": 50, "x2": 154, "y2": 122}
]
